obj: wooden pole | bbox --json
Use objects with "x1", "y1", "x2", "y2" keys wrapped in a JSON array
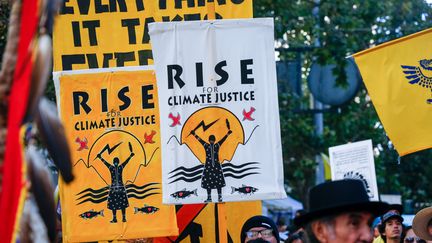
[
  {"x1": 206, "y1": 3, "x2": 228, "y2": 243},
  {"x1": 217, "y1": 203, "x2": 228, "y2": 243}
]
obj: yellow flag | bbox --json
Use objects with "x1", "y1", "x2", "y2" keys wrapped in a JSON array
[
  {"x1": 55, "y1": 68, "x2": 178, "y2": 242},
  {"x1": 352, "y1": 28, "x2": 432, "y2": 156}
]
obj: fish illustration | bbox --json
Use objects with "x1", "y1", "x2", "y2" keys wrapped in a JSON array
[
  {"x1": 79, "y1": 209, "x2": 104, "y2": 219},
  {"x1": 134, "y1": 205, "x2": 159, "y2": 214},
  {"x1": 231, "y1": 185, "x2": 258, "y2": 195},
  {"x1": 171, "y1": 188, "x2": 198, "y2": 199}
]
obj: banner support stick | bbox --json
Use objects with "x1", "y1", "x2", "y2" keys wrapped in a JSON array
[
  {"x1": 206, "y1": 4, "x2": 227, "y2": 242},
  {"x1": 216, "y1": 203, "x2": 228, "y2": 243}
]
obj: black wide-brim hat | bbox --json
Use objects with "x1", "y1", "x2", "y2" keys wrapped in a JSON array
[{"x1": 294, "y1": 179, "x2": 389, "y2": 227}]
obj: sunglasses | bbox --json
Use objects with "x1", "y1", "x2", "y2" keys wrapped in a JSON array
[
  {"x1": 246, "y1": 229, "x2": 274, "y2": 239},
  {"x1": 405, "y1": 237, "x2": 426, "y2": 243}
]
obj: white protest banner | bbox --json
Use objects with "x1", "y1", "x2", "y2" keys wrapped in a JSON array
[
  {"x1": 149, "y1": 18, "x2": 287, "y2": 204},
  {"x1": 329, "y1": 140, "x2": 379, "y2": 201}
]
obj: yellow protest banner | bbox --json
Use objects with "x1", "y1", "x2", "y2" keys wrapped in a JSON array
[
  {"x1": 53, "y1": 0, "x2": 253, "y2": 71},
  {"x1": 54, "y1": 68, "x2": 178, "y2": 242},
  {"x1": 154, "y1": 201, "x2": 261, "y2": 243},
  {"x1": 352, "y1": 28, "x2": 432, "y2": 156}
]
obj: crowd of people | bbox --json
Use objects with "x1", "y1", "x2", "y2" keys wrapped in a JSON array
[{"x1": 240, "y1": 179, "x2": 432, "y2": 243}]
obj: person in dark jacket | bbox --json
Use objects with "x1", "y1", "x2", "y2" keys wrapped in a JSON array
[
  {"x1": 190, "y1": 127, "x2": 232, "y2": 203},
  {"x1": 97, "y1": 151, "x2": 134, "y2": 223}
]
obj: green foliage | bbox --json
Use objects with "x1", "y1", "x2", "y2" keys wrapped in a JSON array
[
  {"x1": 0, "y1": 2, "x2": 10, "y2": 66},
  {"x1": 255, "y1": 0, "x2": 432, "y2": 207},
  {"x1": 45, "y1": 75, "x2": 57, "y2": 102},
  {"x1": 279, "y1": 93, "x2": 318, "y2": 203}
]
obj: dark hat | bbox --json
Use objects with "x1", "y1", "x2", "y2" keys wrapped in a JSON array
[
  {"x1": 246, "y1": 239, "x2": 271, "y2": 243},
  {"x1": 388, "y1": 204, "x2": 404, "y2": 214},
  {"x1": 381, "y1": 210, "x2": 404, "y2": 224},
  {"x1": 240, "y1": 216, "x2": 280, "y2": 243},
  {"x1": 372, "y1": 217, "x2": 381, "y2": 228},
  {"x1": 294, "y1": 179, "x2": 389, "y2": 227}
]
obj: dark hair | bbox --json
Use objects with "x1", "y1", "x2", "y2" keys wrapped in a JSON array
[
  {"x1": 378, "y1": 222, "x2": 387, "y2": 242},
  {"x1": 378, "y1": 222, "x2": 385, "y2": 234},
  {"x1": 403, "y1": 225, "x2": 413, "y2": 242},
  {"x1": 295, "y1": 210, "x2": 306, "y2": 218},
  {"x1": 285, "y1": 231, "x2": 304, "y2": 243},
  {"x1": 277, "y1": 218, "x2": 286, "y2": 226},
  {"x1": 246, "y1": 239, "x2": 270, "y2": 243},
  {"x1": 428, "y1": 218, "x2": 432, "y2": 227}
]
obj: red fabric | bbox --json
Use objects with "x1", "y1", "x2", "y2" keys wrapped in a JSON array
[
  {"x1": 154, "y1": 204, "x2": 206, "y2": 243},
  {"x1": 0, "y1": 0, "x2": 39, "y2": 242}
]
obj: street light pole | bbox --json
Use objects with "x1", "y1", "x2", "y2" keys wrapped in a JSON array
[{"x1": 312, "y1": 0, "x2": 325, "y2": 185}]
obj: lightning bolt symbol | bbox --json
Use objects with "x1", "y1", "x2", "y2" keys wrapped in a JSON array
[
  {"x1": 94, "y1": 142, "x2": 122, "y2": 160},
  {"x1": 194, "y1": 119, "x2": 219, "y2": 132},
  {"x1": 102, "y1": 142, "x2": 122, "y2": 154}
]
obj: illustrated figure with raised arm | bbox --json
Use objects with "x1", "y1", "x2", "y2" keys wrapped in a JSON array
[
  {"x1": 190, "y1": 119, "x2": 232, "y2": 202},
  {"x1": 96, "y1": 143, "x2": 135, "y2": 223}
]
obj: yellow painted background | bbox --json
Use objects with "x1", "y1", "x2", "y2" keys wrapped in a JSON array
[
  {"x1": 58, "y1": 70, "x2": 178, "y2": 242},
  {"x1": 181, "y1": 107, "x2": 245, "y2": 163},
  {"x1": 53, "y1": 0, "x2": 253, "y2": 71}
]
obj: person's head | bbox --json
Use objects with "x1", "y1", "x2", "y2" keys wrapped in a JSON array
[
  {"x1": 240, "y1": 215, "x2": 280, "y2": 243},
  {"x1": 303, "y1": 211, "x2": 376, "y2": 243},
  {"x1": 372, "y1": 217, "x2": 381, "y2": 238},
  {"x1": 413, "y1": 207, "x2": 432, "y2": 241},
  {"x1": 113, "y1": 157, "x2": 119, "y2": 166},
  {"x1": 285, "y1": 231, "x2": 304, "y2": 243},
  {"x1": 405, "y1": 226, "x2": 427, "y2": 243},
  {"x1": 379, "y1": 210, "x2": 403, "y2": 241},
  {"x1": 291, "y1": 210, "x2": 306, "y2": 234},
  {"x1": 277, "y1": 218, "x2": 287, "y2": 232},
  {"x1": 295, "y1": 210, "x2": 306, "y2": 220},
  {"x1": 294, "y1": 179, "x2": 389, "y2": 243},
  {"x1": 209, "y1": 135, "x2": 216, "y2": 144}
]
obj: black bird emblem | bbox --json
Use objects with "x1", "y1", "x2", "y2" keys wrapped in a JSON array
[{"x1": 402, "y1": 59, "x2": 432, "y2": 103}]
